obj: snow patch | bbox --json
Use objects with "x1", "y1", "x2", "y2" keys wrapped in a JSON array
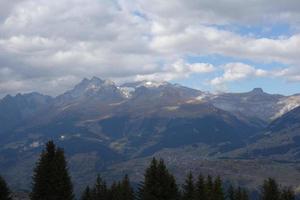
[
  {"x1": 139, "y1": 80, "x2": 167, "y2": 88},
  {"x1": 196, "y1": 93, "x2": 210, "y2": 101},
  {"x1": 118, "y1": 87, "x2": 135, "y2": 98},
  {"x1": 273, "y1": 95, "x2": 300, "y2": 119}
]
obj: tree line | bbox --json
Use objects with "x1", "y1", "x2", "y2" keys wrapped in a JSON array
[{"x1": 0, "y1": 141, "x2": 297, "y2": 200}]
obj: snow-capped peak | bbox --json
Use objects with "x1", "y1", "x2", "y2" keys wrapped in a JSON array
[
  {"x1": 120, "y1": 80, "x2": 168, "y2": 89},
  {"x1": 138, "y1": 80, "x2": 168, "y2": 88}
]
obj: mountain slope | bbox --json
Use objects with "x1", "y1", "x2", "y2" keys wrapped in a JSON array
[
  {"x1": 228, "y1": 106, "x2": 300, "y2": 161},
  {"x1": 0, "y1": 77, "x2": 299, "y2": 193},
  {"x1": 0, "y1": 78, "x2": 266, "y2": 192},
  {"x1": 208, "y1": 88, "x2": 285, "y2": 121},
  {"x1": 0, "y1": 92, "x2": 52, "y2": 136}
]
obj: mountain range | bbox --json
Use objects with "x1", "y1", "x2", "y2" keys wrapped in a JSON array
[{"x1": 1, "y1": 77, "x2": 300, "y2": 194}]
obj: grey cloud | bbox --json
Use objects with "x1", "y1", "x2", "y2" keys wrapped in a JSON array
[
  {"x1": 137, "y1": 0, "x2": 300, "y2": 25},
  {"x1": 0, "y1": 1, "x2": 22, "y2": 22},
  {"x1": 0, "y1": 0, "x2": 300, "y2": 97}
]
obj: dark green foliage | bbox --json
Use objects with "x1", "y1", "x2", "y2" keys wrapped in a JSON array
[
  {"x1": 213, "y1": 176, "x2": 224, "y2": 200},
  {"x1": 227, "y1": 184, "x2": 249, "y2": 200},
  {"x1": 183, "y1": 174, "x2": 226, "y2": 200},
  {"x1": 241, "y1": 189, "x2": 249, "y2": 200},
  {"x1": 182, "y1": 172, "x2": 195, "y2": 200},
  {"x1": 195, "y1": 174, "x2": 206, "y2": 200},
  {"x1": 227, "y1": 185, "x2": 249, "y2": 200},
  {"x1": 280, "y1": 187, "x2": 295, "y2": 200},
  {"x1": 234, "y1": 187, "x2": 249, "y2": 200},
  {"x1": 206, "y1": 175, "x2": 214, "y2": 200},
  {"x1": 84, "y1": 174, "x2": 134, "y2": 200},
  {"x1": 261, "y1": 178, "x2": 281, "y2": 200},
  {"x1": 25, "y1": 150, "x2": 293, "y2": 200},
  {"x1": 227, "y1": 185, "x2": 235, "y2": 200},
  {"x1": 260, "y1": 178, "x2": 296, "y2": 200},
  {"x1": 119, "y1": 175, "x2": 134, "y2": 200},
  {"x1": 92, "y1": 175, "x2": 108, "y2": 200},
  {"x1": 109, "y1": 181, "x2": 122, "y2": 200},
  {"x1": 30, "y1": 141, "x2": 74, "y2": 200},
  {"x1": 0, "y1": 175, "x2": 12, "y2": 200},
  {"x1": 81, "y1": 186, "x2": 93, "y2": 200},
  {"x1": 138, "y1": 158, "x2": 180, "y2": 200},
  {"x1": 107, "y1": 175, "x2": 134, "y2": 200}
]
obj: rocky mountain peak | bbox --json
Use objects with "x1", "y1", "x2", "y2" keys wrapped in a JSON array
[
  {"x1": 55, "y1": 77, "x2": 123, "y2": 103},
  {"x1": 250, "y1": 88, "x2": 264, "y2": 94},
  {"x1": 75, "y1": 77, "x2": 105, "y2": 90}
]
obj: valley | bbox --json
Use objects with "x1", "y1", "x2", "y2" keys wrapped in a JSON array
[{"x1": 1, "y1": 77, "x2": 300, "y2": 194}]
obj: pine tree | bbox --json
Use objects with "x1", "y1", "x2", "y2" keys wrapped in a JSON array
[
  {"x1": 235, "y1": 187, "x2": 249, "y2": 200},
  {"x1": 30, "y1": 141, "x2": 74, "y2": 200},
  {"x1": 92, "y1": 175, "x2": 108, "y2": 200},
  {"x1": 261, "y1": 178, "x2": 281, "y2": 200},
  {"x1": 138, "y1": 158, "x2": 159, "y2": 200},
  {"x1": 182, "y1": 172, "x2": 195, "y2": 200},
  {"x1": 280, "y1": 187, "x2": 295, "y2": 200},
  {"x1": 109, "y1": 181, "x2": 122, "y2": 200},
  {"x1": 206, "y1": 175, "x2": 214, "y2": 200},
  {"x1": 120, "y1": 175, "x2": 134, "y2": 200},
  {"x1": 227, "y1": 185, "x2": 235, "y2": 200},
  {"x1": 226, "y1": 185, "x2": 249, "y2": 200},
  {"x1": 81, "y1": 186, "x2": 93, "y2": 200},
  {"x1": 138, "y1": 158, "x2": 180, "y2": 200},
  {"x1": 0, "y1": 175, "x2": 12, "y2": 200},
  {"x1": 108, "y1": 175, "x2": 134, "y2": 200},
  {"x1": 195, "y1": 174, "x2": 206, "y2": 200},
  {"x1": 213, "y1": 176, "x2": 224, "y2": 200},
  {"x1": 157, "y1": 159, "x2": 180, "y2": 200},
  {"x1": 241, "y1": 189, "x2": 249, "y2": 200}
]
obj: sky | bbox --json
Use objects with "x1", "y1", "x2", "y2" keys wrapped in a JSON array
[{"x1": 0, "y1": 0, "x2": 300, "y2": 97}]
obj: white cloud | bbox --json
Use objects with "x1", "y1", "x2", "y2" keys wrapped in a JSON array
[
  {"x1": 0, "y1": 0, "x2": 299, "y2": 96},
  {"x1": 150, "y1": 25, "x2": 300, "y2": 65},
  {"x1": 188, "y1": 63, "x2": 215, "y2": 73},
  {"x1": 136, "y1": 0, "x2": 300, "y2": 26},
  {"x1": 135, "y1": 59, "x2": 215, "y2": 82},
  {"x1": 211, "y1": 63, "x2": 268, "y2": 86},
  {"x1": 272, "y1": 67, "x2": 300, "y2": 82}
]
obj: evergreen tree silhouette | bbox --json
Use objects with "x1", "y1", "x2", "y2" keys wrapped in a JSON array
[
  {"x1": 227, "y1": 184, "x2": 235, "y2": 200},
  {"x1": 182, "y1": 172, "x2": 195, "y2": 200},
  {"x1": 235, "y1": 187, "x2": 249, "y2": 200},
  {"x1": 213, "y1": 176, "x2": 224, "y2": 200},
  {"x1": 261, "y1": 178, "x2": 280, "y2": 200},
  {"x1": 241, "y1": 188, "x2": 249, "y2": 200},
  {"x1": 108, "y1": 175, "x2": 134, "y2": 200},
  {"x1": 109, "y1": 181, "x2": 122, "y2": 200},
  {"x1": 81, "y1": 186, "x2": 93, "y2": 200},
  {"x1": 280, "y1": 187, "x2": 295, "y2": 200},
  {"x1": 120, "y1": 175, "x2": 134, "y2": 200},
  {"x1": 0, "y1": 175, "x2": 12, "y2": 200},
  {"x1": 92, "y1": 175, "x2": 108, "y2": 200},
  {"x1": 206, "y1": 175, "x2": 214, "y2": 200},
  {"x1": 30, "y1": 141, "x2": 74, "y2": 200},
  {"x1": 195, "y1": 174, "x2": 206, "y2": 200},
  {"x1": 138, "y1": 158, "x2": 180, "y2": 200}
]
